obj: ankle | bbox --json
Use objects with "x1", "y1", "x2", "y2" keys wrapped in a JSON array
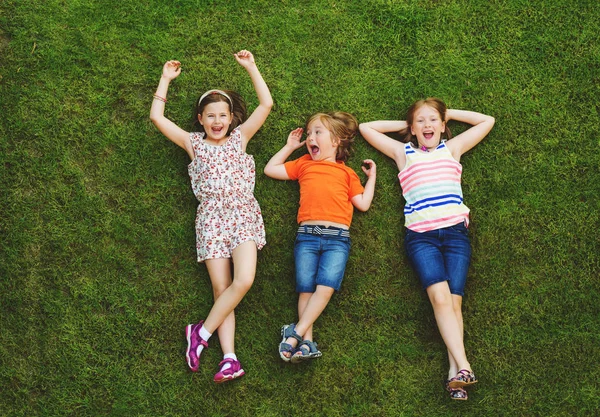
[
  {"x1": 199, "y1": 325, "x2": 212, "y2": 342},
  {"x1": 286, "y1": 337, "x2": 299, "y2": 348}
]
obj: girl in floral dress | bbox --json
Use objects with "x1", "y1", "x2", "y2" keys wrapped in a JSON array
[{"x1": 150, "y1": 50, "x2": 272, "y2": 383}]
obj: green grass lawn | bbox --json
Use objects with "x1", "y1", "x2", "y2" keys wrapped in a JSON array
[{"x1": 1, "y1": 0, "x2": 599, "y2": 416}]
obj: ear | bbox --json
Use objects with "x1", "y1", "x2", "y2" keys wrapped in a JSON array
[
  {"x1": 441, "y1": 121, "x2": 445, "y2": 133},
  {"x1": 198, "y1": 114, "x2": 203, "y2": 125}
]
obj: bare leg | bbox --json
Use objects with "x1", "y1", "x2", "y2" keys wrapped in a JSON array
[
  {"x1": 203, "y1": 241, "x2": 257, "y2": 335},
  {"x1": 283, "y1": 285, "x2": 335, "y2": 354},
  {"x1": 446, "y1": 294, "x2": 464, "y2": 379},
  {"x1": 426, "y1": 282, "x2": 471, "y2": 372},
  {"x1": 297, "y1": 292, "x2": 313, "y2": 341},
  {"x1": 204, "y1": 258, "x2": 236, "y2": 355}
]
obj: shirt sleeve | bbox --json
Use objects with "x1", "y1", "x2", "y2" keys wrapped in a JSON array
[
  {"x1": 347, "y1": 168, "x2": 365, "y2": 199},
  {"x1": 284, "y1": 155, "x2": 309, "y2": 181}
]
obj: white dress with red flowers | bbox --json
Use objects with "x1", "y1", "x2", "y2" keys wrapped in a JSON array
[{"x1": 188, "y1": 127, "x2": 266, "y2": 262}]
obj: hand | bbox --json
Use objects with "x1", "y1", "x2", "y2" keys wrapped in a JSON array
[
  {"x1": 361, "y1": 159, "x2": 377, "y2": 177},
  {"x1": 234, "y1": 50, "x2": 256, "y2": 69},
  {"x1": 445, "y1": 109, "x2": 453, "y2": 122},
  {"x1": 286, "y1": 128, "x2": 306, "y2": 150},
  {"x1": 162, "y1": 60, "x2": 181, "y2": 80}
]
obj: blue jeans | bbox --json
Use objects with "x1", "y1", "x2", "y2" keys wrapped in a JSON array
[
  {"x1": 404, "y1": 222, "x2": 471, "y2": 296},
  {"x1": 294, "y1": 228, "x2": 351, "y2": 292}
]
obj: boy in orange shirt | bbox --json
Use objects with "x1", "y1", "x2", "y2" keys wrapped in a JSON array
[{"x1": 264, "y1": 112, "x2": 376, "y2": 362}]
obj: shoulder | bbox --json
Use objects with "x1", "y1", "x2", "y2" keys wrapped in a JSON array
[
  {"x1": 229, "y1": 126, "x2": 242, "y2": 142},
  {"x1": 438, "y1": 141, "x2": 458, "y2": 158},
  {"x1": 404, "y1": 143, "x2": 416, "y2": 153},
  {"x1": 189, "y1": 132, "x2": 205, "y2": 148},
  {"x1": 290, "y1": 154, "x2": 312, "y2": 166},
  {"x1": 284, "y1": 154, "x2": 310, "y2": 177}
]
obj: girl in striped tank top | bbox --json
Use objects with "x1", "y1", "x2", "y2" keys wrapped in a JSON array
[{"x1": 360, "y1": 98, "x2": 494, "y2": 401}]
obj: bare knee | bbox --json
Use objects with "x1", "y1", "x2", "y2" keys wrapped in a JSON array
[
  {"x1": 212, "y1": 282, "x2": 231, "y2": 298},
  {"x1": 315, "y1": 285, "x2": 335, "y2": 301},
  {"x1": 453, "y1": 302, "x2": 463, "y2": 316},
  {"x1": 430, "y1": 290, "x2": 452, "y2": 310},
  {"x1": 452, "y1": 296, "x2": 463, "y2": 316},
  {"x1": 232, "y1": 274, "x2": 255, "y2": 295}
]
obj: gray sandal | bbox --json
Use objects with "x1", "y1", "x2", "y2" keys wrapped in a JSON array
[
  {"x1": 291, "y1": 340, "x2": 322, "y2": 363},
  {"x1": 279, "y1": 324, "x2": 302, "y2": 362}
]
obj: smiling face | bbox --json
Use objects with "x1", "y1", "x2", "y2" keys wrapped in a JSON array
[
  {"x1": 410, "y1": 104, "x2": 446, "y2": 151},
  {"x1": 305, "y1": 118, "x2": 338, "y2": 162},
  {"x1": 198, "y1": 101, "x2": 233, "y2": 141}
]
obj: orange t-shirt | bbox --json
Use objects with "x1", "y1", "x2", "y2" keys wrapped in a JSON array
[{"x1": 284, "y1": 154, "x2": 365, "y2": 226}]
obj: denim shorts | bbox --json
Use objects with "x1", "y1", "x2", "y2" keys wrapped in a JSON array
[
  {"x1": 404, "y1": 222, "x2": 471, "y2": 296},
  {"x1": 294, "y1": 226, "x2": 351, "y2": 293}
]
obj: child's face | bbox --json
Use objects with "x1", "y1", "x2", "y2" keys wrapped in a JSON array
[
  {"x1": 198, "y1": 101, "x2": 233, "y2": 141},
  {"x1": 411, "y1": 105, "x2": 445, "y2": 149},
  {"x1": 305, "y1": 119, "x2": 338, "y2": 162}
]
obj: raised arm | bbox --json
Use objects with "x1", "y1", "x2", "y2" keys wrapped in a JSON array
[
  {"x1": 234, "y1": 50, "x2": 273, "y2": 149},
  {"x1": 351, "y1": 160, "x2": 377, "y2": 212},
  {"x1": 264, "y1": 128, "x2": 305, "y2": 180},
  {"x1": 359, "y1": 121, "x2": 407, "y2": 170},
  {"x1": 445, "y1": 109, "x2": 495, "y2": 159},
  {"x1": 149, "y1": 60, "x2": 194, "y2": 160}
]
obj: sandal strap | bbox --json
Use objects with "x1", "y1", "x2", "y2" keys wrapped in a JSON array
[
  {"x1": 279, "y1": 342, "x2": 295, "y2": 353},
  {"x1": 456, "y1": 369, "x2": 477, "y2": 383},
  {"x1": 217, "y1": 358, "x2": 241, "y2": 374},
  {"x1": 300, "y1": 340, "x2": 318, "y2": 353},
  {"x1": 282, "y1": 324, "x2": 302, "y2": 342},
  {"x1": 295, "y1": 343, "x2": 310, "y2": 356}
]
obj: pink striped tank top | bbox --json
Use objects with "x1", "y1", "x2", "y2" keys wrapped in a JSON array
[{"x1": 398, "y1": 142, "x2": 469, "y2": 232}]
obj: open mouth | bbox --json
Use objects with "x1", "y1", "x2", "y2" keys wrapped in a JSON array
[
  {"x1": 310, "y1": 145, "x2": 320, "y2": 157},
  {"x1": 423, "y1": 131, "x2": 434, "y2": 140}
]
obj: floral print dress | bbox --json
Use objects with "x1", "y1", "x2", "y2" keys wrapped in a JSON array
[{"x1": 188, "y1": 126, "x2": 266, "y2": 262}]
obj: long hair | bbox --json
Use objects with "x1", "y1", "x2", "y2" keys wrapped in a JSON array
[
  {"x1": 192, "y1": 90, "x2": 247, "y2": 135},
  {"x1": 306, "y1": 111, "x2": 358, "y2": 162},
  {"x1": 399, "y1": 97, "x2": 452, "y2": 147}
]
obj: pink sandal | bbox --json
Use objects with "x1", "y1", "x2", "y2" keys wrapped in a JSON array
[
  {"x1": 445, "y1": 380, "x2": 468, "y2": 400},
  {"x1": 447, "y1": 369, "x2": 478, "y2": 389},
  {"x1": 213, "y1": 358, "x2": 245, "y2": 383}
]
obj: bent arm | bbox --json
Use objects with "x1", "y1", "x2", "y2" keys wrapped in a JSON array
[
  {"x1": 264, "y1": 128, "x2": 305, "y2": 180},
  {"x1": 359, "y1": 121, "x2": 406, "y2": 170},
  {"x1": 351, "y1": 160, "x2": 377, "y2": 212},
  {"x1": 445, "y1": 109, "x2": 495, "y2": 158},
  {"x1": 264, "y1": 144, "x2": 295, "y2": 180}
]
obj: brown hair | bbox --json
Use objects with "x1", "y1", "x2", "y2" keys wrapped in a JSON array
[
  {"x1": 192, "y1": 90, "x2": 247, "y2": 135},
  {"x1": 400, "y1": 97, "x2": 452, "y2": 147},
  {"x1": 306, "y1": 111, "x2": 358, "y2": 162}
]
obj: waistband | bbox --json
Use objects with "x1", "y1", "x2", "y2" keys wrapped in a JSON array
[{"x1": 297, "y1": 225, "x2": 350, "y2": 238}]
